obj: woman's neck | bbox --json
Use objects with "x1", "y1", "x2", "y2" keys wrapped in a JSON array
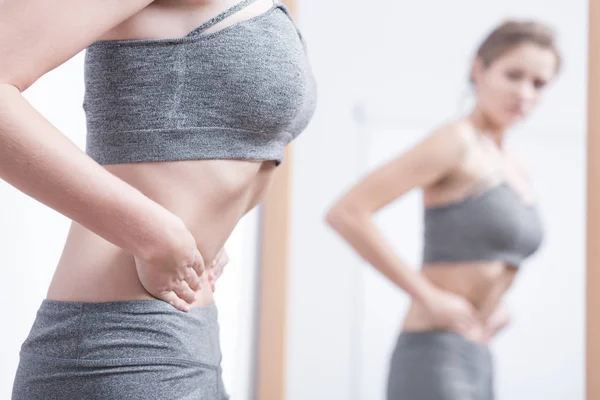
[{"x1": 468, "y1": 107, "x2": 506, "y2": 148}]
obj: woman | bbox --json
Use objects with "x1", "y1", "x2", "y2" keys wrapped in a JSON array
[
  {"x1": 4, "y1": 0, "x2": 316, "y2": 398},
  {"x1": 326, "y1": 21, "x2": 560, "y2": 400}
]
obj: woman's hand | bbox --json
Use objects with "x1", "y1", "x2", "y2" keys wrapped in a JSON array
[
  {"x1": 422, "y1": 287, "x2": 481, "y2": 336},
  {"x1": 208, "y1": 247, "x2": 230, "y2": 292},
  {"x1": 134, "y1": 220, "x2": 204, "y2": 312},
  {"x1": 480, "y1": 303, "x2": 512, "y2": 344}
]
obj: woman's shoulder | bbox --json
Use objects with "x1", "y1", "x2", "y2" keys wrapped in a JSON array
[{"x1": 423, "y1": 118, "x2": 478, "y2": 154}]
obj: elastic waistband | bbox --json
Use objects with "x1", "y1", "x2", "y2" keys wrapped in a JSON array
[
  {"x1": 397, "y1": 329, "x2": 489, "y2": 352},
  {"x1": 39, "y1": 298, "x2": 217, "y2": 314},
  {"x1": 21, "y1": 299, "x2": 222, "y2": 366}
]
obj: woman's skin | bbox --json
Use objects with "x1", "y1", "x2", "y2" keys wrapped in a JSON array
[
  {"x1": 326, "y1": 42, "x2": 558, "y2": 343},
  {"x1": 0, "y1": 0, "x2": 276, "y2": 312}
]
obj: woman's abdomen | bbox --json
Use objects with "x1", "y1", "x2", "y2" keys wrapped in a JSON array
[
  {"x1": 47, "y1": 159, "x2": 274, "y2": 306},
  {"x1": 402, "y1": 262, "x2": 517, "y2": 337}
]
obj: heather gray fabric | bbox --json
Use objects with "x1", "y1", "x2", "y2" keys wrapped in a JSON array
[
  {"x1": 423, "y1": 182, "x2": 544, "y2": 268},
  {"x1": 12, "y1": 300, "x2": 227, "y2": 400},
  {"x1": 387, "y1": 330, "x2": 494, "y2": 400},
  {"x1": 84, "y1": 0, "x2": 317, "y2": 166}
]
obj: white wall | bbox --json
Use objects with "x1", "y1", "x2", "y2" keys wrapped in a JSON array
[
  {"x1": 288, "y1": 0, "x2": 586, "y2": 399},
  {"x1": 0, "y1": 52, "x2": 259, "y2": 399}
]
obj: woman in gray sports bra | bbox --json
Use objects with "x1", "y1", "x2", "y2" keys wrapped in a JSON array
[
  {"x1": 2, "y1": 0, "x2": 316, "y2": 399},
  {"x1": 326, "y1": 21, "x2": 560, "y2": 400}
]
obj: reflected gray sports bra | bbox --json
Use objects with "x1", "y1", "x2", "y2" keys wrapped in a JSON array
[
  {"x1": 422, "y1": 181, "x2": 544, "y2": 268},
  {"x1": 83, "y1": 0, "x2": 317, "y2": 166}
]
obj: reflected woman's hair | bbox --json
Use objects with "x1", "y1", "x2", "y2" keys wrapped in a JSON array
[{"x1": 470, "y1": 20, "x2": 561, "y2": 82}]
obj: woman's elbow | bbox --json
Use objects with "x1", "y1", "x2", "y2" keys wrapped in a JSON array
[
  {"x1": 0, "y1": 67, "x2": 36, "y2": 93},
  {"x1": 325, "y1": 202, "x2": 368, "y2": 231},
  {"x1": 324, "y1": 206, "x2": 343, "y2": 230}
]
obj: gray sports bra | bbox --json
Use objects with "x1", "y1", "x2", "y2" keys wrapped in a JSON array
[
  {"x1": 83, "y1": 0, "x2": 316, "y2": 166},
  {"x1": 422, "y1": 181, "x2": 544, "y2": 268}
]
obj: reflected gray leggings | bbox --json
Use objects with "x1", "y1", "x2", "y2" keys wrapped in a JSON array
[
  {"x1": 12, "y1": 300, "x2": 228, "y2": 400},
  {"x1": 387, "y1": 330, "x2": 494, "y2": 400}
]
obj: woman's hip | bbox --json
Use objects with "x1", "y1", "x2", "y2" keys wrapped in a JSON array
[
  {"x1": 13, "y1": 299, "x2": 227, "y2": 399},
  {"x1": 387, "y1": 329, "x2": 494, "y2": 400}
]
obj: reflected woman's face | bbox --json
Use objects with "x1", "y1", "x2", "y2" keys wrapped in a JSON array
[{"x1": 473, "y1": 43, "x2": 558, "y2": 128}]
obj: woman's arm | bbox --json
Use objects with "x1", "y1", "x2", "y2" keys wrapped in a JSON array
[
  {"x1": 0, "y1": 0, "x2": 202, "y2": 311},
  {"x1": 326, "y1": 125, "x2": 468, "y2": 302},
  {"x1": 326, "y1": 125, "x2": 484, "y2": 334},
  {"x1": 0, "y1": 85, "x2": 189, "y2": 261},
  {"x1": 0, "y1": 0, "x2": 183, "y2": 261},
  {"x1": 326, "y1": 125, "x2": 481, "y2": 331}
]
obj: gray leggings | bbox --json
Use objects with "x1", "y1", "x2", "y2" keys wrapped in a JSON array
[
  {"x1": 387, "y1": 330, "x2": 494, "y2": 400},
  {"x1": 12, "y1": 300, "x2": 228, "y2": 400}
]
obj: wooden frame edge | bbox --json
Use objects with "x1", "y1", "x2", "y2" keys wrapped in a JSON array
[
  {"x1": 257, "y1": 136, "x2": 294, "y2": 400},
  {"x1": 587, "y1": 1, "x2": 599, "y2": 398}
]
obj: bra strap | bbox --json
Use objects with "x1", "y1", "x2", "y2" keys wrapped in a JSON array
[{"x1": 186, "y1": 0, "x2": 260, "y2": 36}]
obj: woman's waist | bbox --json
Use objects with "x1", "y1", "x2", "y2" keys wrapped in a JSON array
[
  {"x1": 421, "y1": 261, "x2": 516, "y2": 305},
  {"x1": 403, "y1": 302, "x2": 496, "y2": 343},
  {"x1": 48, "y1": 248, "x2": 216, "y2": 307},
  {"x1": 49, "y1": 226, "x2": 232, "y2": 305},
  {"x1": 47, "y1": 166, "x2": 261, "y2": 305},
  {"x1": 403, "y1": 263, "x2": 516, "y2": 335}
]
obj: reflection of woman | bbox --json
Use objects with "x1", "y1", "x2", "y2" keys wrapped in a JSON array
[
  {"x1": 4, "y1": 0, "x2": 316, "y2": 398},
  {"x1": 326, "y1": 21, "x2": 560, "y2": 399}
]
